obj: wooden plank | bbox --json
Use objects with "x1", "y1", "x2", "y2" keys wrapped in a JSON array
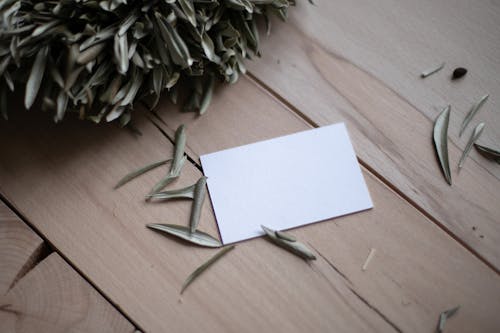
[
  {"x1": 246, "y1": 0, "x2": 500, "y2": 269},
  {"x1": 0, "y1": 202, "x2": 45, "y2": 294},
  {"x1": 0, "y1": 253, "x2": 135, "y2": 333},
  {"x1": 152, "y1": 76, "x2": 500, "y2": 332},
  {"x1": 0, "y1": 80, "x2": 499, "y2": 332},
  {"x1": 0, "y1": 112, "x2": 395, "y2": 332},
  {"x1": 0, "y1": 201, "x2": 134, "y2": 332}
]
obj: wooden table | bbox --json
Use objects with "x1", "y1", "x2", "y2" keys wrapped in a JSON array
[{"x1": 1, "y1": 1, "x2": 499, "y2": 332}]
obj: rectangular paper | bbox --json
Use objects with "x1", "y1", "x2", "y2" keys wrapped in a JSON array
[{"x1": 200, "y1": 123, "x2": 373, "y2": 244}]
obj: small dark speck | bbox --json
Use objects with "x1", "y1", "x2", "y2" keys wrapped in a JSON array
[
  {"x1": 472, "y1": 226, "x2": 477, "y2": 231},
  {"x1": 277, "y1": 59, "x2": 281, "y2": 64},
  {"x1": 452, "y1": 67, "x2": 467, "y2": 80},
  {"x1": 480, "y1": 235, "x2": 484, "y2": 239}
]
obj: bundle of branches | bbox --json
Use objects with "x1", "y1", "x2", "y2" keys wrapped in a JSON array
[{"x1": 0, "y1": 0, "x2": 296, "y2": 125}]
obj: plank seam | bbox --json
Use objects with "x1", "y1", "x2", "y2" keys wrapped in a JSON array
[
  {"x1": 147, "y1": 113, "x2": 204, "y2": 171},
  {"x1": 0, "y1": 194, "x2": 142, "y2": 331},
  {"x1": 245, "y1": 72, "x2": 500, "y2": 276},
  {"x1": 7, "y1": 241, "x2": 50, "y2": 292}
]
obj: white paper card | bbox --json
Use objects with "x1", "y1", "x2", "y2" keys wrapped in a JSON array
[{"x1": 200, "y1": 123, "x2": 373, "y2": 244}]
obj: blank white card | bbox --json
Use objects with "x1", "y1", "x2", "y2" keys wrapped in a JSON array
[{"x1": 200, "y1": 123, "x2": 373, "y2": 244}]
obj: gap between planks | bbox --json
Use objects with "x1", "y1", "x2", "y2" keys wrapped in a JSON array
[
  {"x1": 0, "y1": 194, "x2": 144, "y2": 332},
  {"x1": 191, "y1": 71, "x2": 499, "y2": 276}
]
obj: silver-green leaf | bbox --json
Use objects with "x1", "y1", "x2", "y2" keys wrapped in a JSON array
[
  {"x1": 55, "y1": 90, "x2": 68, "y2": 122},
  {"x1": 199, "y1": 74, "x2": 215, "y2": 115},
  {"x1": 25, "y1": 46, "x2": 48, "y2": 109},
  {"x1": 149, "y1": 155, "x2": 187, "y2": 195},
  {"x1": 261, "y1": 225, "x2": 316, "y2": 260},
  {"x1": 190, "y1": 176, "x2": 207, "y2": 233},
  {"x1": 437, "y1": 306, "x2": 460, "y2": 333},
  {"x1": 146, "y1": 183, "x2": 195, "y2": 200},
  {"x1": 76, "y1": 43, "x2": 106, "y2": 65},
  {"x1": 459, "y1": 94, "x2": 488, "y2": 137},
  {"x1": 115, "y1": 159, "x2": 172, "y2": 189},
  {"x1": 433, "y1": 105, "x2": 452, "y2": 185},
  {"x1": 178, "y1": 0, "x2": 197, "y2": 27},
  {"x1": 458, "y1": 122, "x2": 484, "y2": 169},
  {"x1": 150, "y1": 124, "x2": 187, "y2": 194},
  {"x1": 275, "y1": 230, "x2": 296, "y2": 242},
  {"x1": 474, "y1": 143, "x2": 500, "y2": 164},
  {"x1": 147, "y1": 223, "x2": 222, "y2": 248},
  {"x1": 181, "y1": 245, "x2": 235, "y2": 294},
  {"x1": 201, "y1": 32, "x2": 220, "y2": 63}
]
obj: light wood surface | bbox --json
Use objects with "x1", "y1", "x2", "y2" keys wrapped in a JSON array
[
  {"x1": 0, "y1": 76, "x2": 499, "y2": 332},
  {"x1": 154, "y1": 76, "x2": 500, "y2": 332},
  {"x1": 247, "y1": 0, "x2": 500, "y2": 269},
  {"x1": 1, "y1": 1, "x2": 499, "y2": 331},
  {"x1": 0, "y1": 201, "x2": 135, "y2": 333},
  {"x1": 0, "y1": 204, "x2": 45, "y2": 295}
]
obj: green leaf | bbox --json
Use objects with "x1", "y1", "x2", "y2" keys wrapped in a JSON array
[
  {"x1": 80, "y1": 26, "x2": 116, "y2": 51},
  {"x1": 54, "y1": 90, "x2": 68, "y2": 123},
  {"x1": 190, "y1": 176, "x2": 207, "y2": 233},
  {"x1": 106, "y1": 105, "x2": 126, "y2": 122},
  {"x1": 64, "y1": 66, "x2": 84, "y2": 92},
  {"x1": 261, "y1": 225, "x2": 316, "y2": 260},
  {"x1": 3, "y1": 70, "x2": 13, "y2": 91},
  {"x1": 25, "y1": 46, "x2": 48, "y2": 109},
  {"x1": 49, "y1": 66, "x2": 64, "y2": 89},
  {"x1": 166, "y1": 124, "x2": 187, "y2": 169},
  {"x1": 150, "y1": 156, "x2": 187, "y2": 194},
  {"x1": 119, "y1": 69, "x2": 143, "y2": 106},
  {"x1": 149, "y1": 67, "x2": 163, "y2": 109},
  {"x1": 199, "y1": 74, "x2": 215, "y2": 115},
  {"x1": 437, "y1": 306, "x2": 460, "y2": 333},
  {"x1": 150, "y1": 124, "x2": 187, "y2": 194},
  {"x1": 1, "y1": 0, "x2": 298, "y2": 124},
  {"x1": 147, "y1": 223, "x2": 222, "y2": 248},
  {"x1": 458, "y1": 122, "x2": 484, "y2": 169},
  {"x1": 474, "y1": 143, "x2": 500, "y2": 164},
  {"x1": 420, "y1": 62, "x2": 445, "y2": 78},
  {"x1": 201, "y1": 32, "x2": 220, "y2": 63},
  {"x1": 433, "y1": 105, "x2": 452, "y2": 185},
  {"x1": 459, "y1": 94, "x2": 488, "y2": 137},
  {"x1": 181, "y1": 245, "x2": 235, "y2": 294},
  {"x1": 147, "y1": 183, "x2": 195, "y2": 200},
  {"x1": 225, "y1": 0, "x2": 253, "y2": 13},
  {"x1": 114, "y1": 33, "x2": 129, "y2": 75},
  {"x1": 31, "y1": 20, "x2": 61, "y2": 37},
  {"x1": 154, "y1": 12, "x2": 193, "y2": 68},
  {"x1": 275, "y1": 230, "x2": 296, "y2": 242},
  {"x1": 115, "y1": 159, "x2": 172, "y2": 189},
  {"x1": 178, "y1": 0, "x2": 197, "y2": 27},
  {"x1": 100, "y1": 76, "x2": 122, "y2": 104},
  {"x1": 165, "y1": 72, "x2": 180, "y2": 89},
  {"x1": 118, "y1": 10, "x2": 139, "y2": 36},
  {"x1": 76, "y1": 43, "x2": 106, "y2": 65}
]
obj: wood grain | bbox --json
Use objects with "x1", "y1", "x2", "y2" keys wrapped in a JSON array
[
  {"x1": 0, "y1": 203, "x2": 45, "y2": 294},
  {"x1": 0, "y1": 111, "x2": 397, "y2": 332},
  {"x1": 0, "y1": 254, "x2": 135, "y2": 333},
  {"x1": 246, "y1": 0, "x2": 500, "y2": 269},
  {"x1": 161, "y1": 77, "x2": 500, "y2": 332},
  {"x1": 1, "y1": 4, "x2": 499, "y2": 326},
  {"x1": 0, "y1": 201, "x2": 135, "y2": 333},
  {"x1": 0, "y1": 82, "x2": 498, "y2": 331}
]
